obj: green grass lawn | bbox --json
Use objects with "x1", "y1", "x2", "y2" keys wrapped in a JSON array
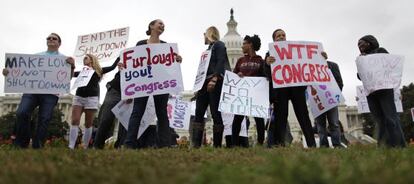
[{"x1": 0, "y1": 145, "x2": 413, "y2": 184}]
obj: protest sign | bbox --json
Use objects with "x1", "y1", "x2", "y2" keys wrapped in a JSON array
[
  {"x1": 268, "y1": 41, "x2": 330, "y2": 88},
  {"x1": 73, "y1": 27, "x2": 129, "y2": 64},
  {"x1": 111, "y1": 97, "x2": 155, "y2": 139},
  {"x1": 222, "y1": 113, "x2": 248, "y2": 137},
  {"x1": 167, "y1": 97, "x2": 191, "y2": 130},
  {"x1": 71, "y1": 67, "x2": 95, "y2": 91},
  {"x1": 219, "y1": 71, "x2": 269, "y2": 118},
  {"x1": 193, "y1": 50, "x2": 211, "y2": 92},
  {"x1": 4, "y1": 53, "x2": 71, "y2": 94},
  {"x1": 306, "y1": 70, "x2": 345, "y2": 118},
  {"x1": 356, "y1": 85, "x2": 403, "y2": 113},
  {"x1": 356, "y1": 54, "x2": 404, "y2": 95},
  {"x1": 120, "y1": 43, "x2": 184, "y2": 99}
]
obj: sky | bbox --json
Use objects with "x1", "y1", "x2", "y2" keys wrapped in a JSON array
[{"x1": 1, "y1": 0, "x2": 413, "y2": 106}]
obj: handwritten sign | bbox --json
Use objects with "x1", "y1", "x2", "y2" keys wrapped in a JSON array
[
  {"x1": 193, "y1": 50, "x2": 211, "y2": 92},
  {"x1": 356, "y1": 54, "x2": 404, "y2": 95},
  {"x1": 167, "y1": 97, "x2": 191, "y2": 130},
  {"x1": 306, "y1": 70, "x2": 345, "y2": 118},
  {"x1": 219, "y1": 71, "x2": 269, "y2": 118},
  {"x1": 268, "y1": 41, "x2": 330, "y2": 88},
  {"x1": 222, "y1": 113, "x2": 248, "y2": 137},
  {"x1": 74, "y1": 27, "x2": 129, "y2": 64},
  {"x1": 356, "y1": 85, "x2": 403, "y2": 113},
  {"x1": 120, "y1": 43, "x2": 184, "y2": 99},
  {"x1": 71, "y1": 67, "x2": 95, "y2": 91},
  {"x1": 111, "y1": 97, "x2": 155, "y2": 139},
  {"x1": 4, "y1": 53, "x2": 71, "y2": 94}
]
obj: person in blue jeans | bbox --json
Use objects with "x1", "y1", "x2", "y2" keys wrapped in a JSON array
[
  {"x1": 315, "y1": 51, "x2": 344, "y2": 148},
  {"x1": 2, "y1": 33, "x2": 75, "y2": 148},
  {"x1": 357, "y1": 35, "x2": 406, "y2": 148}
]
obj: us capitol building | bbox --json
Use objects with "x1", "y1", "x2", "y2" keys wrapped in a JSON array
[{"x1": 0, "y1": 9, "x2": 374, "y2": 145}]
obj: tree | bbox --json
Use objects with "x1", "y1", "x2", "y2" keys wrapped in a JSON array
[
  {"x1": 0, "y1": 108, "x2": 69, "y2": 141},
  {"x1": 0, "y1": 112, "x2": 17, "y2": 139},
  {"x1": 400, "y1": 83, "x2": 414, "y2": 141}
]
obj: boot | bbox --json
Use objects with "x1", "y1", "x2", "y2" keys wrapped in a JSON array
[
  {"x1": 191, "y1": 122, "x2": 204, "y2": 148},
  {"x1": 213, "y1": 124, "x2": 224, "y2": 148}
]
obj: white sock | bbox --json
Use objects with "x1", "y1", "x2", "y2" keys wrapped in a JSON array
[
  {"x1": 82, "y1": 127, "x2": 93, "y2": 149},
  {"x1": 69, "y1": 126, "x2": 79, "y2": 149}
]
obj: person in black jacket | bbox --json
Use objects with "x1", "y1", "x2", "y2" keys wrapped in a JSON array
[
  {"x1": 69, "y1": 54, "x2": 118, "y2": 149},
  {"x1": 315, "y1": 51, "x2": 344, "y2": 148},
  {"x1": 123, "y1": 19, "x2": 182, "y2": 149},
  {"x1": 264, "y1": 29, "x2": 316, "y2": 147},
  {"x1": 192, "y1": 26, "x2": 230, "y2": 148},
  {"x1": 357, "y1": 35, "x2": 406, "y2": 148}
]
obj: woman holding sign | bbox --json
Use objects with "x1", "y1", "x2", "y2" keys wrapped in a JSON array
[
  {"x1": 68, "y1": 54, "x2": 120, "y2": 149},
  {"x1": 357, "y1": 35, "x2": 406, "y2": 148},
  {"x1": 123, "y1": 19, "x2": 183, "y2": 149},
  {"x1": 231, "y1": 35, "x2": 266, "y2": 147},
  {"x1": 264, "y1": 29, "x2": 316, "y2": 147},
  {"x1": 192, "y1": 26, "x2": 231, "y2": 148}
]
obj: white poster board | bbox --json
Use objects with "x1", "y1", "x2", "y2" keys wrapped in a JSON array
[
  {"x1": 356, "y1": 85, "x2": 403, "y2": 113},
  {"x1": 193, "y1": 50, "x2": 211, "y2": 92},
  {"x1": 71, "y1": 67, "x2": 95, "y2": 91},
  {"x1": 120, "y1": 43, "x2": 184, "y2": 99},
  {"x1": 4, "y1": 53, "x2": 71, "y2": 94},
  {"x1": 167, "y1": 97, "x2": 191, "y2": 130},
  {"x1": 306, "y1": 70, "x2": 345, "y2": 118},
  {"x1": 73, "y1": 27, "x2": 129, "y2": 64},
  {"x1": 222, "y1": 113, "x2": 248, "y2": 137},
  {"x1": 111, "y1": 97, "x2": 155, "y2": 139},
  {"x1": 219, "y1": 71, "x2": 269, "y2": 118},
  {"x1": 356, "y1": 54, "x2": 404, "y2": 95},
  {"x1": 268, "y1": 41, "x2": 330, "y2": 88}
]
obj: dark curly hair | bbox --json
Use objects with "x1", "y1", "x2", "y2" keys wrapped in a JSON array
[{"x1": 243, "y1": 34, "x2": 261, "y2": 51}]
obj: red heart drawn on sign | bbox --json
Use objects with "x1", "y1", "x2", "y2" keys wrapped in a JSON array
[
  {"x1": 11, "y1": 69, "x2": 20, "y2": 77},
  {"x1": 57, "y1": 70, "x2": 68, "y2": 82}
]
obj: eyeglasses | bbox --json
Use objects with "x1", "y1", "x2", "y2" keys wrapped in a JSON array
[{"x1": 46, "y1": 37, "x2": 59, "y2": 41}]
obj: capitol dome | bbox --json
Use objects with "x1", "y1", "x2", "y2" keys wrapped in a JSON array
[{"x1": 221, "y1": 9, "x2": 243, "y2": 70}]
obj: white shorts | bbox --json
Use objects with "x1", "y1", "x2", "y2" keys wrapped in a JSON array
[{"x1": 72, "y1": 96, "x2": 99, "y2": 109}]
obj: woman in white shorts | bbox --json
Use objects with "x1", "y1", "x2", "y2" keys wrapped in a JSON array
[{"x1": 69, "y1": 54, "x2": 119, "y2": 149}]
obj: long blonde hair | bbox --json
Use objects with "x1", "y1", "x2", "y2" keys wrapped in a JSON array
[
  {"x1": 86, "y1": 54, "x2": 103, "y2": 78},
  {"x1": 205, "y1": 26, "x2": 220, "y2": 42}
]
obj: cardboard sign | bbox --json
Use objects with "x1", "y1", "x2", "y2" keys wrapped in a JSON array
[
  {"x1": 219, "y1": 71, "x2": 269, "y2": 118},
  {"x1": 306, "y1": 70, "x2": 345, "y2": 118},
  {"x1": 74, "y1": 27, "x2": 129, "y2": 64},
  {"x1": 167, "y1": 97, "x2": 191, "y2": 130},
  {"x1": 120, "y1": 43, "x2": 184, "y2": 99},
  {"x1": 356, "y1": 54, "x2": 404, "y2": 95},
  {"x1": 268, "y1": 41, "x2": 330, "y2": 88},
  {"x1": 111, "y1": 97, "x2": 155, "y2": 139},
  {"x1": 193, "y1": 50, "x2": 211, "y2": 92},
  {"x1": 4, "y1": 53, "x2": 71, "y2": 94},
  {"x1": 222, "y1": 113, "x2": 248, "y2": 137},
  {"x1": 71, "y1": 67, "x2": 95, "y2": 91},
  {"x1": 356, "y1": 85, "x2": 403, "y2": 113}
]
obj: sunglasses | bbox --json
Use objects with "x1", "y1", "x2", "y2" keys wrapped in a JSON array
[{"x1": 46, "y1": 37, "x2": 59, "y2": 41}]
